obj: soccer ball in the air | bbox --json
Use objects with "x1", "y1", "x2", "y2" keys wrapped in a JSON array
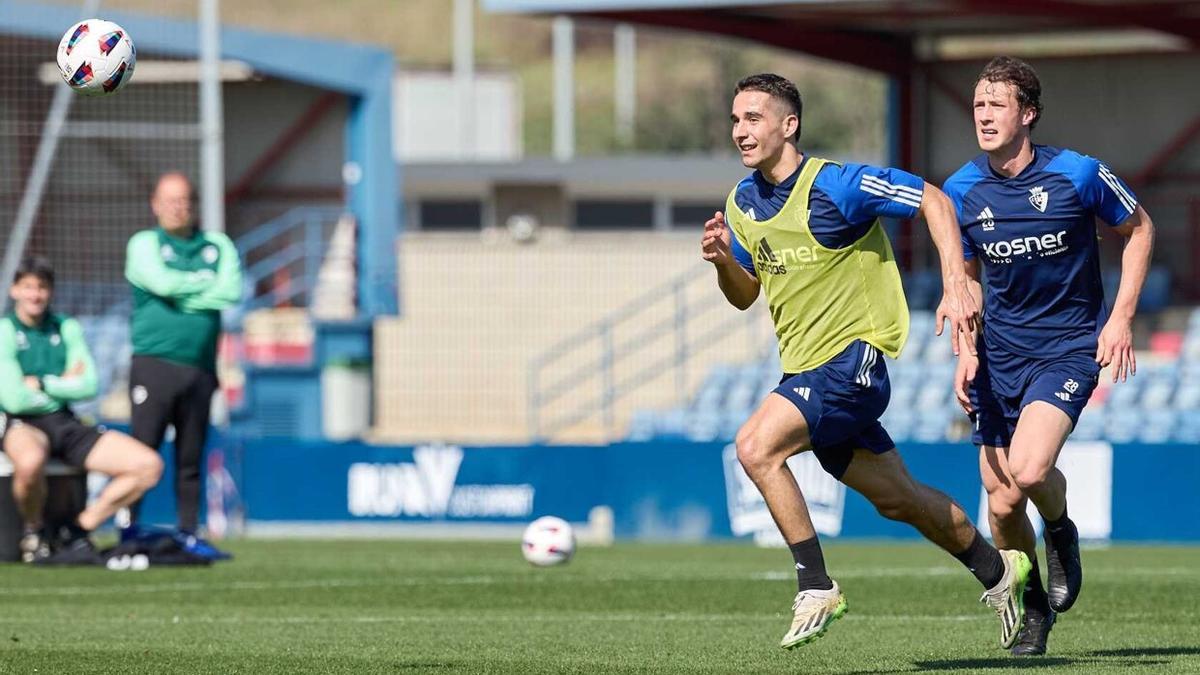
[
  {"x1": 521, "y1": 516, "x2": 575, "y2": 567},
  {"x1": 56, "y1": 19, "x2": 136, "y2": 96}
]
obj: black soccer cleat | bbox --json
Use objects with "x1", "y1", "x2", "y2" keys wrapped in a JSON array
[
  {"x1": 1044, "y1": 518, "x2": 1082, "y2": 613},
  {"x1": 34, "y1": 536, "x2": 102, "y2": 566},
  {"x1": 1011, "y1": 611, "x2": 1055, "y2": 656}
]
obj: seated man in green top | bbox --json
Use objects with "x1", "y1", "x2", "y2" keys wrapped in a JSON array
[{"x1": 0, "y1": 257, "x2": 163, "y2": 564}]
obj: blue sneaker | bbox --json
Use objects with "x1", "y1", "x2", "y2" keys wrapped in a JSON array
[
  {"x1": 120, "y1": 524, "x2": 175, "y2": 545},
  {"x1": 174, "y1": 530, "x2": 233, "y2": 561}
]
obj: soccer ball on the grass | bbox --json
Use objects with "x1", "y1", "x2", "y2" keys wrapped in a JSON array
[
  {"x1": 521, "y1": 516, "x2": 575, "y2": 567},
  {"x1": 56, "y1": 19, "x2": 136, "y2": 96}
]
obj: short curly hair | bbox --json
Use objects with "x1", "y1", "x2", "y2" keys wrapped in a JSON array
[{"x1": 977, "y1": 56, "x2": 1043, "y2": 130}]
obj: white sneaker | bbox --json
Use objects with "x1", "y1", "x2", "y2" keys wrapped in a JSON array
[
  {"x1": 19, "y1": 530, "x2": 49, "y2": 563},
  {"x1": 980, "y1": 549, "x2": 1032, "y2": 649},
  {"x1": 780, "y1": 580, "x2": 847, "y2": 649}
]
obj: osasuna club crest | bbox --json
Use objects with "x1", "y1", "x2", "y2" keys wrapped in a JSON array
[{"x1": 1028, "y1": 186, "x2": 1049, "y2": 213}]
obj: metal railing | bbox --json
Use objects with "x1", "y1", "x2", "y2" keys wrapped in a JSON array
[
  {"x1": 235, "y1": 206, "x2": 345, "y2": 312},
  {"x1": 527, "y1": 261, "x2": 770, "y2": 443}
]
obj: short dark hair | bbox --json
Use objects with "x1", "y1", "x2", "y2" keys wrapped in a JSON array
[
  {"x1": 977, "y1": 56, "x2": 1043, "y2": 130},
  {"x1": 13, "y1": 256, "x2": 54, "y2": 287},
  {"x1": 735, "y1": 73, "x2": 803, "y2": 142}
]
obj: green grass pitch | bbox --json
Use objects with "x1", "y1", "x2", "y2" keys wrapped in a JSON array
[{"x1": 0, "y1": 540, "x2": 1197, "y2": 673}]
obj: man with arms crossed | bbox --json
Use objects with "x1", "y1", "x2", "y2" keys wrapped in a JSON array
[
  {"x1": 124, "y1": 172, "x2": 241, "y2": 557},
  {"x1": 1, "y1": 257, "x2": 163, "y2": 563},
  {"x1": 945, "y1": 56, "x2": 1154, "y2": 655},
  {"x1": 704, "y1": 73, "x2": 1030, "y2": 650}
]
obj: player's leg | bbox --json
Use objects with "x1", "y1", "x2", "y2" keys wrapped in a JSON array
[
  {"x1": 125, "y1": 355, "x2": 177, "y2": 526},
  {"x1": 1009, "y1": 357, "x2": 1099, "y2": 613},
  {"x1": 170, "y1": 368, "x2": 217, "y2": 533},
  {"x1": 841, "y1": 447, "x2": 980, "y2": 556},
  {"x1": 839, "y1": 445, "x2": 1031, "y2": 649},
  {"x1": 736, "y1": 389, "x2": 844, "y2": 649},
  {"x1": 77, "y1": 431, "x2": 164, "y2": 531},
  {"x1": 981, "y1": 444, "x2": 1055, "y2": 655},
  {"x1": 1008, "y1": 401, "x2": 1081, "y2": 613},
  {"x1": 1007, "y1": 403, "x2": 1071, "y2": 523},
  {"x1": 3, "y1": 422, "x2": 52, "y2": 561},
  {"x1": 735, "y1": 393, "x2": 817, "y2": 544}
]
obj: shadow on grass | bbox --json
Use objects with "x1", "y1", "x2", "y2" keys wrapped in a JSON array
[
  {"x1": 846, "y1": 654, "x2": 1177, "y2": 674},
  {"x1": 1087, "y1": 646, "x2": 1200, "y2": 658},
  {"x1": 910, "y1": 657, "x2": 1075, "y2": 670}
]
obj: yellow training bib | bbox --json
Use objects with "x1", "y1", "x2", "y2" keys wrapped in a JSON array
[{"x1": 725, "y1": 157, "x2": 910, "y2": 373}]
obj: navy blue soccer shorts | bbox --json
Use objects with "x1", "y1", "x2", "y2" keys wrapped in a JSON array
[
  {"x1": 773, "y1": 340, "x2": 896, "y2": 480},
  {"x1": 968, "y1": 341, "x2": 1101, "y2": 448}
]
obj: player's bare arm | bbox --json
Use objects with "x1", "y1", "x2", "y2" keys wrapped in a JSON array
[
  {"x1": 919, "y1": 183, "x2": 980, "y2": 355},
  {"x1": 1097, "y1": 205, "x2": 1155, "y2": 383},
  {"x1": 954, "y1": 259, "x2": 983, "y2": 414},
  {"x1": 702, "y1": 211, "x2": 760, "y2": 310}
]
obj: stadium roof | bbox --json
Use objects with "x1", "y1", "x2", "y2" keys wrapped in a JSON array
[
  {"x1": 484, "y1": 0, "x2": 1199, "y2": 76},
  {"x1": 1, "y1": 0, "x2": 392, "y2": 93}
]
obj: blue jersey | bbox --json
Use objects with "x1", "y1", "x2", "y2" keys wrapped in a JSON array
[
  {"x1": 943, "y1": 145, "x2": 1137, "y2": 357},
  {"x1": 728, "y1": 157, "x2": 924, "y2": 272}
]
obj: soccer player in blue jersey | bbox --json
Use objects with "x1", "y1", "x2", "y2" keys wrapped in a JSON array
[
  {"x1": 944, "y1": 57, "x2": 1155, "y2": 656},
  {"x1": 702, "y1": 73, "x2": 1031, "y2": 651}
]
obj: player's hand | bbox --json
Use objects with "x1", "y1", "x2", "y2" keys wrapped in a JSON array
[
  {"x1": 23, "y1": 376, "x2": 41, "y2": 391},
  {"x1": 1096, "y1": 317, "x2": 1135, "y2": 383},
  {"x1": 936, "y1": 277, "x2": 981, "y2": 356},
  {"x1": 954, "y1": 348, "x2": 978, "y2": 415},
  {"x1": 701, "y1": 212, "x2": 733, "y2": 266},
  {"x1": 64, "y1": 361, "x2": 85, "y2": 377}
]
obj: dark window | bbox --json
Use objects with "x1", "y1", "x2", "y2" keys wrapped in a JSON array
[
  {"x1": 574, "y1": 200, "x2": 653, "y2": 230},
  {"x1": 420, "y1": 200, "x2": 482, "y2": 230},
  {"x1": 671, "y1": 203, "x2": 719, "y2": 229}
]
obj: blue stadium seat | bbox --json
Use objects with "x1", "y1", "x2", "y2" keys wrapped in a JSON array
[
  {"x1": 1140, "y1": 409, "x2": 1178, "y2": 444},
  {"x1": 1174, "y1": 413, "x2": 1200, "y2": 443},
  {"x1": 1072, "y1": 409, "x2": 1104, "y2": 441},
  {"x1": 1140, "y1": 379, "x2": 1176, "y2": 410},
  {"x1": 1174, "y1": 382, "x2": 1200, "y2": 410},
  {"x1": 1104, "y1": 408, "x2": 1142, "y2": 444}
]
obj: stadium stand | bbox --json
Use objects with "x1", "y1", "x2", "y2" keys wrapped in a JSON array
[{"x1": 630, "y1": 282, "x2": 1195, "y2": 445}]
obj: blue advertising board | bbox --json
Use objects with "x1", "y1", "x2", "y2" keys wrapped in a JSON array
[{"x1": 132, "y1": 437, "x2": 1200, "y2": 543}]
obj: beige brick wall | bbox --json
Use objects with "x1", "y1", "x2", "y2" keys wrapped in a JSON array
[{"x1": 372, "y1": 232, "x2": 774, "y2": 444}]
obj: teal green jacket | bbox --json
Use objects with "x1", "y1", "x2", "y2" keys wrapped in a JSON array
[
  {"x1": 126, "y1": 227, "x2": 242, "y2": 372},
  {"x1": 0, "y1": 312, "x2": 98, "y2": 416}
]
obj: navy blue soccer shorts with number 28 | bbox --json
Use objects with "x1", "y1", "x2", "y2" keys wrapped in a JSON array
[
  {"x1": 772, "y1": 340, "x2": 896, "y2": 480},
  {"x1": 968, "y1": 340, "x2": 1101, "y2": 448}
]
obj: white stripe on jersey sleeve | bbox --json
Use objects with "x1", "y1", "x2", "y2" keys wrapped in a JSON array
[
  {"x1": 1097, "y1": 164, "x2": 1136, "y2": 214},
  {"x1": 1098, "y1": 164, "x2": 1136, "y2": 204},
  {"x1": 859, "y1": 181, "x2": 922, "y2": 208},
  {"x1": 861, "y1": 174, "x2": 924, "y2": 198}
]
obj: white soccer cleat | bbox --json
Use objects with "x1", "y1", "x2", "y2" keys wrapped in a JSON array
[
  {"x1": 980, "y1": 549, "x2": 1032, "y2": 649},
  {"x1": 780, "y1": 580, "x2": 848, "y2": 649}
]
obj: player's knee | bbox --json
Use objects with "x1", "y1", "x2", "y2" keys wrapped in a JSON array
[
  {"x1": 1012, "y1": 464, "x2": 1050, "y2": 492},
  {"x1": 873, "y1": 495, "x2": 916, "y2": 523},
  {"x1": 987, "y1": 488, "x2": 1024, "y2": 523},
  {"x1": 735, "y1": 431, "x2": 779, "y2": 480},
  {"x1": 11, "y1": 463, "x2": 43, "y2": 487},
  {"x1": 135, "y1": 452, "x2": 164, "y2": 489},
  {"x1": 10, "y1": 454, "x2": 46, "y2": 483}
]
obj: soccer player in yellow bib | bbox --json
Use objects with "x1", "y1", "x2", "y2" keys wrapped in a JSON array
[{"x1": 702, "y1": 74, "x2": 1031, "y2": 650}]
